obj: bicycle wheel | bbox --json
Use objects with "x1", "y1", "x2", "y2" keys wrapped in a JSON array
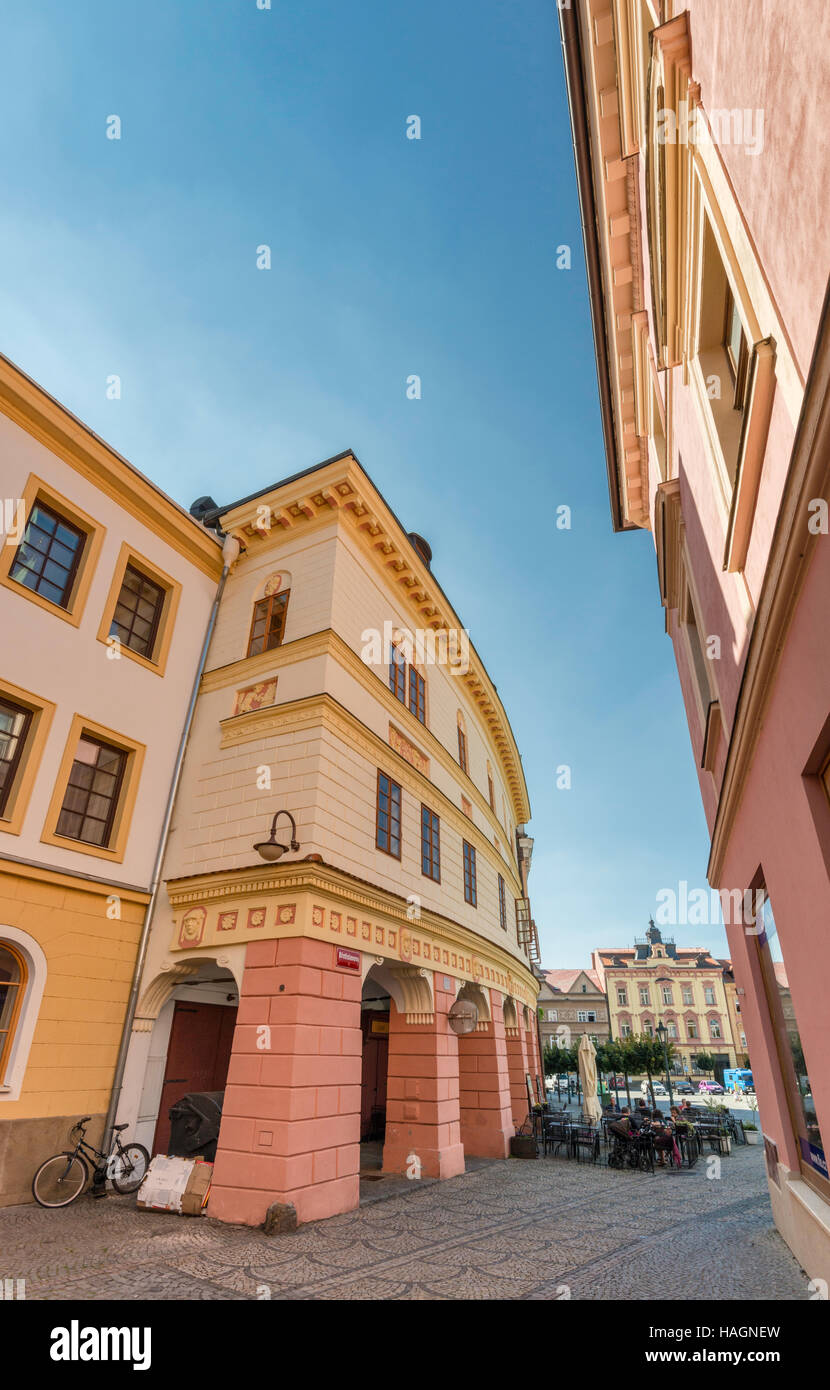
[
  {"x1": 32, "y1": 1151, "x2": 89, "y2": 1207},
  {"x1": 111, "y1": 1143, "x2": 150, "y2": 1194}
]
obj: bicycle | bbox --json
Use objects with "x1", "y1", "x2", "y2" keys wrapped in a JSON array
[{"x1": 32, "y1": 1116, "x2": 150, "y2": 1208}]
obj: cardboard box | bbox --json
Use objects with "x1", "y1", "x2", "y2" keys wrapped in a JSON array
[
  {"x1": 181, "y1": 1160, "x2": 213, "y2": 1216},
  {"x1": 137, "y1": 1155, "x2": 194, "y2": 1213}
]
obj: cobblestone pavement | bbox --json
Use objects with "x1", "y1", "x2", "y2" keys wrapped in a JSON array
[{"x1": 1, "y1": 1142, "x2": 808, "y2": 1301}]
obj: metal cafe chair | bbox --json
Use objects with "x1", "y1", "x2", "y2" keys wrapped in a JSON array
[
  {"x1": 542, "y1": 1117, "x2": 572, "y2": 1158},
  {"x1": 570, "y1": 1122, "x2": 600, "y2": 1164}
]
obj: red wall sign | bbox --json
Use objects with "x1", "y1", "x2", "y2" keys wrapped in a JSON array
[{"x1": 336, "y1": 947, "x2": 361, "y2": 971}]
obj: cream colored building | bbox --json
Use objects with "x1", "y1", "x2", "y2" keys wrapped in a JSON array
[
  {"x1": 0, "y1": 354, "x2": 222, "y2": 1203},
  {"x1": 592, "y1": 924, "x2": 738, "y2": 1077},
  {"x1": 117, "y1": 451, "x2": 540, "y2": 1225}
]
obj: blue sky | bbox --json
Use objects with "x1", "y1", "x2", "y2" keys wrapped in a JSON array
[{"x1": 0, "y1": 0, "x2": 727, "y2": 963}]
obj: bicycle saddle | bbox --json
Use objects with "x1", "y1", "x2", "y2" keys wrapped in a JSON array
[{"x1": 112, "y1": 1123, "x2": 129, "y2": 1132}]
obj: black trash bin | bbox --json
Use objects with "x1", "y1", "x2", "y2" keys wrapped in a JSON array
[{"x1": 167, "y1": 1091, "x2": 225, "y2": 1162}]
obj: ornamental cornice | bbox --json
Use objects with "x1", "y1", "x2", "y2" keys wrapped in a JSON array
[{"x1": 165, "y1": 857, "x2": 538, "y2": 1009}]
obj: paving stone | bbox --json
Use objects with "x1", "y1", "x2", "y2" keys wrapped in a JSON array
[{"x1": 0, "y1": 1142, "x2": 808, "y2": 1301}]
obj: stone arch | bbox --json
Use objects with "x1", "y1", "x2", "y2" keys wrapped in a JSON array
[
  {"x1": 363, "y1": 958, "x2": 433, "y2": 1023},
  {"x1": 134, "y1": 954, "x2": 242, "y2": 1033}
]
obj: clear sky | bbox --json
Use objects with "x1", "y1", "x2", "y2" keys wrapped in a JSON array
[{"x1": 0, "y1": 0, "x2": 728, "y2": 963}]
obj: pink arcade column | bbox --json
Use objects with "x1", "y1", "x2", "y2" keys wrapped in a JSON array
[
  {"x1": 382, "y1": 973, "x2": 465, "y2": 1180},
  {"x1": 458, "y1": 989, "x2": 514, "y2": 1158},
  {"x1": 505, "y1": 1013, "x2": 531, "y2": 1128},
  {"x1": 209, "y1": 936, "x2": 363, "y2": 1227}
]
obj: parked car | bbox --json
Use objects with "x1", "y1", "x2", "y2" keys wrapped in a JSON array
[
  {"x1": 640, "y1": 1081, "x2": 668, "y2": 1096},
  {"x1": 673, "y1": 1080, "x2": 694, "y2": 1094},
  {"x1": 698, "y1": 1080, "x2": 725, "y2": 1094}
]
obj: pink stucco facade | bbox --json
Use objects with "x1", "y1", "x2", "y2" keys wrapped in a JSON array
[{"x1": 563, "y1": 0, "x2": 830, "y2": 1280}]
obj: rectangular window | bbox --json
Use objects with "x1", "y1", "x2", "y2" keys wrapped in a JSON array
[
  {"x1": 661, "y1": 986, "x2": 673, "y2": 1005},
  {"x1": 667, "y1": 1022, "x2": 678, "y2": 1039},
  {"x1": 10, "y1": 501, "x2": 85, "y2": 609},
  {"x1": 724, "y1": 284, "x2": 750, "y2": 411},
  {"x1": 55, "y1": 736, "x2": 126, "y2": 847},
  {"x1": 621, "y1": 1023, "x2": 631, "y2": 1038},
  {"x1": 420, "y1": 805, "x2": 440, "y2": 881},
  {"x1": 709, "y1": 1019, "x2": 721, "y2": 1039},
  {"x1": 577, "y1": 1011, "x2": 596, "y2": 1024},
  {"x1": 687, "y1": 1020, "x2": 699, "y2": 1039},
  {"x1": 389, "y1": 645, "x2": 406, "y2": 703},
  {"x1": 110, "y1": 564, "x2": 165, "y2": 659},
  {"x1": 682, "y1": 987, "x2": 693, "y2": 1006},
  {"x1": 408, "y1": 666, "x2": 425, "y2": 724},
  {"x1": 498, "y1": 873, "x2": 506, "y2": 929},
  {"x1": 704, "y1": 986, "x2": 716, "y2": 1006},
  {"x1": 462, "y1": 840, "x2": 476, "y2": 906},
  {"x1": 546, "y1": 1010, "x2": 558, "y2": 1022},
  {"x1": 376, "y1": 772, "x2": 402, "y2": 858},
  {"x1": 639, "y1": 987, "x2": 650, "y2": 1007},
  {"x1": 488, "y1": 773, "x2": 495, "y2": 811},
  {"x1": 247, "y1": 591, "x2": 290, "y2": 657},
  {"x1": 617, "y1": 988, "x2": 628, "y2": 1006},
  {"x1": 457, "y1": 726, "x2": 468, "y2": 774},
  {"x1": 0, "y1": 699, "x2": 32, "y2": 818}
]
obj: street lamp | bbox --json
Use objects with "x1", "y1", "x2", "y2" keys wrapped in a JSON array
[
  {"x1": 253, "y1": 809, "x2": 300, "y2": 862},
  {"x1": 656, "y1": 1019, "x2": 675, "y2": 1109}
]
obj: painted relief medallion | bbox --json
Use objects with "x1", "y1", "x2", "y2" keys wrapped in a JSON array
[{"x1": 178, "y1": 906, "x2": 207, "y2": 948}]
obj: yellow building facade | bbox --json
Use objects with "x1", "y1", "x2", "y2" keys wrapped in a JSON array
[{"x1": 0, "y1": 355, "x2": 222, "y2": 1203}]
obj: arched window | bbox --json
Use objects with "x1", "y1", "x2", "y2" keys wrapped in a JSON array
[
  {"x1": 247, "y1": 573, "x2": 291, "y2": 657},
  {"x1": 0, "y1": 942, "x2": 27, "y2": 1081}
]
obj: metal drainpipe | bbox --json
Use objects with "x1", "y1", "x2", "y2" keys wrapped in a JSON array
[{"x1": 102, "y1": 532, "x2": 240, "y2": 1142}]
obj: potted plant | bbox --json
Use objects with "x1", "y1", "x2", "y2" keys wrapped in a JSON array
[{"x1": 744, "y1": 1096, "x2": 761, "y2": 1144}]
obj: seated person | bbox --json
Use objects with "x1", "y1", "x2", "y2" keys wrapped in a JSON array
[
  {"x1": 608, "y1": 1107, "x2": 631, "y2": 1141},
  {"x1": 650, "y1": 1112, "x2": 676, "y2": 1166},
  {"x1": 630, "y1": 1102, "x2": 651, "y2": 1129}
]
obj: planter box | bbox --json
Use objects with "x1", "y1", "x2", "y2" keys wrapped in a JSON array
[
  {"x1": 744, "y1": 1129, "x2": 760, "y2": 1145},
  {"x1": 510, "y1": 1135, "x2": 538, "y2": 1159}
]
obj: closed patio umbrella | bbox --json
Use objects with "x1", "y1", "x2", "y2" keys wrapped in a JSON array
[{"x1": 578, "y1": 1034, "x2": 602, "y2": 1123}]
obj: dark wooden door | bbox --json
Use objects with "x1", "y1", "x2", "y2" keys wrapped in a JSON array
[
  {"x1": 360, "y1": 1014, "x2": 389, "y2": 1140},
  {"x1": 152, "y1": 1001, "x2": 237, "y2": 1156}
]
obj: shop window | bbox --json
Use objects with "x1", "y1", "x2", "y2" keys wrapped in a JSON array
[
  {"x1": 376, "y1": 772, "x2": 401, "y2": 859},
  {"x1": 247, "y1": 590, "x2": 290, "y2": 657},
  {"x1": 755, "y1": 890, "x2": 827, "y2": 1191},
  {"x1": 462, "y1": 840, "x2": 476, "y2": 906},
  {"x1": 420, "y1": 805, "x2": 440, "y2": 882}
]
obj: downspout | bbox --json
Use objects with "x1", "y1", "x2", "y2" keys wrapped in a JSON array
[{"x1": 103, "y1": 531, "x2": 241, "y2": 1141}]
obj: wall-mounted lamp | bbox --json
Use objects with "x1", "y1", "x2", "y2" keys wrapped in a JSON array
[{"x1": 253, "y1": 809, "x2": 300, "y2": 862}]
